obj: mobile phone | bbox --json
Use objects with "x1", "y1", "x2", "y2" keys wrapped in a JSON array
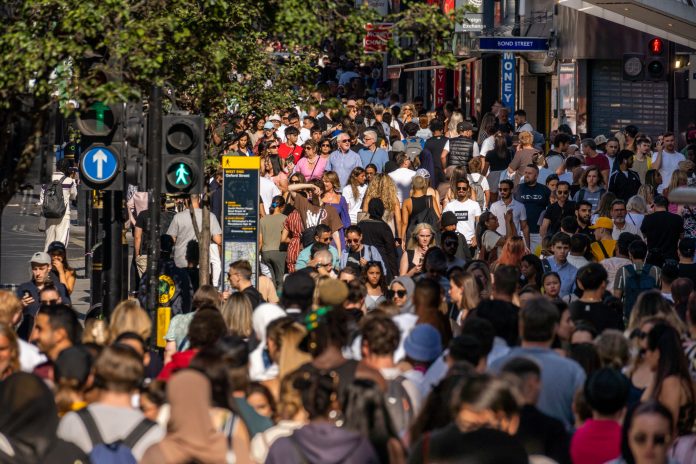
[{"x1": 23, "y1": 291, "x2": 30, "y2": 299}]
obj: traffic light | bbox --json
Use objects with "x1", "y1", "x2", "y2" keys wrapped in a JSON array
[
  {"x1": 646, "y1": 37, "x2": 667, "y2": 81},
  {"x1": 623, "y1": 53, "x2": 644, "y2": 81},
  {"x1": 124, "y1": 101, "x2": 147, "y2": 190},
  {"x1": 161, "y1": 115, "x2": 204, "y2": 194},
  {"x1": 76, "y1": 100, "x2": 124, "y2": 191}
]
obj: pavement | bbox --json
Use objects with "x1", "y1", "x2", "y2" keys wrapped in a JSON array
[{"x1": 0, "y1": 187, "x2": 91, "y2": 315}]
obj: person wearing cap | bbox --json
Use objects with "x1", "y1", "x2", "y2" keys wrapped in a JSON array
[
  {"x1": 253, "y1": 120, "x2": 279, "y2": 155},
  {"x1": 358, "y1": 129, "x2": 388, "y2": 173},
  {"x1": 514, "y1": 109, "x2": 534, "y2": 133},
  {"x1": 640, "y1": 194, "x2": 684, "y2": 260},
  {"x1": 581, "y1": 138, "x2": 611, "y2": 185},
  {"x1": 401, "y1": 324, "x2": 443, "y2": 397},
  {"x1": 594, "y1": 134, "x2": 608, "y2": 153},
  {"x1": 570, "y1": 368, "x2": 629, "y2": 464},
  {"x1": 608, "y1": 150, "x2": 642, "y2": 203},
  {"x1": 280, "y1": 271, "x2": 315, "y2": 319},
  {"x1": 440, "y1": 211, "x2": 471, "y2": 261},
  {"x1": 441, "y1": 121, "x2": 479, "y2": 179},
  {"x1": 326, "y1": 132, "x2": 362, "y2": 188},
  {"x1": 590, "y1": 217, "x2": 616, "y2": 262},
  {"x1": 46, "y1": 241, "x2": 76, "y2": 295},
  {"x1": 16, "y1": 251, "x2": 71, "y2": 327}
]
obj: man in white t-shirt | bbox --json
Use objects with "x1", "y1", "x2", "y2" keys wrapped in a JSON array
[
  {"x1": 260, "y1": 176, "x2": 281, "y2": 215},
  {"x1": 443, "y1": 177, "x2": 482, "y2": 245},
  {"x1": 488, "y1": 179, "x2": 528, "y2": 239},
  {"x1": 388, "y1": 152, "x2": 416, "y2": 205},
  {"x1": 652, "y1": 132, "x2": 685, "y2": 193}
]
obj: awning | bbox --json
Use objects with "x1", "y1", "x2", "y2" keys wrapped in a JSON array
[
  {"x1": 387, "y1": 57, "x2": 478, "y2": 73},
  {"x1": 558, "y1": 0, "x2": 696, "y2": 49}
]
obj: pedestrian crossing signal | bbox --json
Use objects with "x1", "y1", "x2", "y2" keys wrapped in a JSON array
[{"x1": 161, "y1": 115, "x2": 204, "y2": 194}]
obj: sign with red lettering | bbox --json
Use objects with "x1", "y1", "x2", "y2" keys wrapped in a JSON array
[
  {"x1": 434, "y1": 68, "x2": 446, "y2": 107},
  {"x1": 364, "y1": 23, "x2": 393, "y2": 54}
]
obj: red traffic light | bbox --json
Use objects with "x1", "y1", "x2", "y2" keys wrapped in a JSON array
[{"x1": 649, "y1": 37, "x2": 664, "y2": 55}]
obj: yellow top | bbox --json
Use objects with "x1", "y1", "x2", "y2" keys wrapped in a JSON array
[{"x1": 591, "y1": 239, "x2": 616, "y2": 262}]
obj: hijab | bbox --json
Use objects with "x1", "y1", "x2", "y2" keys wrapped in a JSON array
[
  {"x1": 141, "y1": 370, "x2": 227, "y2": 464},
  {"x1": 390, "y1": 276, "x2": 415, "y2": 314},
  {"x1": 0, "y1": 372, "x2": 87, "y2": 464},
  {"x1": 249, "y1": 303, "x2": 286, "y2": 381}
]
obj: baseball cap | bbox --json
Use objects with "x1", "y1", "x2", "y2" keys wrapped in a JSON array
[
  {"x1": 282, "y1": 272, "x2": 316, "y2": 303},
  {"x1": 593, "y1": 134, "x2": 608, "y2": 145},
  {"x1": 54, "y1": 346, "x2": 93, "y2": 388},
  {"x1": 46, "y1": 241, "x2": 66, "y2": 254},
  {"x1": 589, "y1": 217, "x2": 613, "y2": 230},
  {"x1": 317, "y1": 279, "x2": 349, "y2": 306},
  {"x1": 404, "y1": 324, "x2": 443, "y2": 363},
  {"x1": 29, "y1": 252, "x2": 51, "y2": 265},
  {"x1": 441, "y1": 211, "x2": 458, "y2": 227},
  {"x1": 263, "y1": 121, "x2": 275, "y2": 130},
  {"x1": 415, "y1": 168, "x2": 431, "y2": 179},
  {"x1": 391, "y1": 141, "x2": 406, "y2": 153},
  {"x1": 268, "y1": 115, "x2": 281, "y2": 122},
  {"x1": 457, "y1": 121, "x2": 473, "y2": 132}
]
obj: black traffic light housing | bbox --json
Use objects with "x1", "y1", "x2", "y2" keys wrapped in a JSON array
[
  {"x1": 623, "y1": 53, "x2": 644, "y2": 81},
  {"x1": 645, "y1": 37, "x2": 668, "y2": 81},
  {"x1": 124, "y1": 101, "x2": 147, "y2": 190},
  {"x1": 76, "y1": 100, "x2": 124, "y2": 191},
  {"x1": 161, "y1": 114, "x2": 204, "y2": 194}
]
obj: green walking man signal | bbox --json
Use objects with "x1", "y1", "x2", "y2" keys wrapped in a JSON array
[{"x1": 175, "y1": 163, "x2": 190, "y2": 185}]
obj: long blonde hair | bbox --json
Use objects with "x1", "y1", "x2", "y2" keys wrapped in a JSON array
[
  {"x1": 407, "y1": 223, "x2": 437, "y2": 250},
  {"x1": 108, "y1": 299, "x2": 151, "y2": 343},
  {"x1": 221, "y1": 293, "x2": 253, "y2": 338},
  {"x1": 448, "y1": 111, "x2": 464, "y2": 135},
  {"x1": 0, "y1": 324, "x2": 19, "y2": 378},
  {"x1": 364, "y1": 173, "x2": 399, "y2": 213},
  {"x1": 667, "y1": 169, "x2": 687, "y2": 193}
]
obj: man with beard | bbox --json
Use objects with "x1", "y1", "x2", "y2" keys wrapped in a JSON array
[
  {"x1": 514, "y1": 165, "x2": 550, "y2": 252},
  {"x1": 489, "y1": 179, "x2": 529, "y2": 247},
  {"x1": 443, "y1": 177, "x2": 482, "y2": 253},
  {"x1": 652, "y1": 132, "x2": 685, "y2": 194},
  {"x1": 610, "y1": 200, "x2": 641, "y2": 240},
  {"x1": 575, "y1": 201, "x2": 593, "y2": 239},
  {"x1": 608, "y1": 150, "x2": 641, "y2": 202}
]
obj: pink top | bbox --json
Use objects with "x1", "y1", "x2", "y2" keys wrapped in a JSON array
[
  {"x1": 570, "y1": 419, "x2": 621, "y2": 464},
  {"x1": 293, "y1": 156, "x2": 327, "y2": 181}
]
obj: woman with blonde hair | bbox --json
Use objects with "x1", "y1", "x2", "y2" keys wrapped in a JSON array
[
  {"x1": 400, "y1": 223, "x2": 436, "y2": 277},
  {"x1": 362, "y1": 173, "x2": 402, "y2": 238},
  {"x1": 497, "y1": 236, "x2": 527, "y2": 268},
  {"x1": 448, "y1": 269, "x2": 482, "y2": 329},
  {"x1": 0, "y1": 323, "x2": 20, "y2": 380},
  {"x1": 108, "y1": 299, "x2": 151, "y2": 343},
  {"x1": 342, "y1": 167, "x2": 367, "y2": 224},
  {"x1": 626, "y1": 195, "x2": 648, "y2": 230},
  {"x1": 401, "y1": 175, "x2": 441, "y2": 241},
  {"x1": 446, "y1": 111, "x2": 464, "y2": 138},
  {"x1": 506, "y1": 131, "x2": 539, "y2": 184},
  {"x1": 663, "y1": 169, "x2": 688, "y2": 213},
  {"x1": 221, "y1": 293, "x2": 254, "y2": 339},
  {"x1": 626, "y1": 290, "x2": 686, "y2": 335}
]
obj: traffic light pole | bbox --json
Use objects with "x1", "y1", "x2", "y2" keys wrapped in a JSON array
[{"x1": 146, "y1": 86, "x2": 162, "y2": 344}]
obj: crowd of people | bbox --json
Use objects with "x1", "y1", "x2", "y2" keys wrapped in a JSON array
[{"x1": 4, "y1": 86, "x2": 696, "y2": 463}]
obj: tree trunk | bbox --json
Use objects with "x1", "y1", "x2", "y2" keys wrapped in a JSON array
[{"x1": 199, "y1": 181, "x2": 211, "y2": 285}]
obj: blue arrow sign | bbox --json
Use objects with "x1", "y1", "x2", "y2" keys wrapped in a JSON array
[{"x1": 80, "y1": 146, "x2": 119, "y2": 184}]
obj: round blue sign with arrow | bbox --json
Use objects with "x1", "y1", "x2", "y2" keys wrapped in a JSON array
[{"x1": 80, "y1": 145, "x2": 119, "y2": 185}]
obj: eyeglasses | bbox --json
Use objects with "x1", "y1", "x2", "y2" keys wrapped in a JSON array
[
  {"x1": 387, "y1": 289, "x2": 407, "y2": 299},
  {"x1": 632, "y1": 433, "x2": 668, "y2": 446}
]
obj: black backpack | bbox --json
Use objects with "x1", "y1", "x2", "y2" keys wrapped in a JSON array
[
  {"x1": 405, "y1": 196, "x2": 440, "y2": 243},
  {"x1": 42, "y1": 175, "x2": 67, "y2": 218}
]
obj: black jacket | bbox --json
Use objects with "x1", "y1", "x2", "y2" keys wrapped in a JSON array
[{"x1": 608, "y1": 169, "x2": 642, "y2": 202}]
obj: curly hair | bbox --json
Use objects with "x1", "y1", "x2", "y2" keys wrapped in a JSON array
[{"x1": 363, "y1": 173, "x2": 399, "y2": 213}]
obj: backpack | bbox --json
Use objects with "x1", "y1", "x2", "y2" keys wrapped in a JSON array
[
  {"x1": 405, "y1": 196, "x2": 440, "y2": 243},
  {"x1": 622, "y1": 264, "x2": 658, "y2": 318},
  {"x1": 42, "y1": 175, "x2": 67, "y2": 218},
  {"x1": 467, "y1": 173, "x2": 485, "y2": 210},
  {"x1": 404, "y1": 138, "x2": 423, "y2": 163},
  {"x1": 385, "y1": 376, "x2": 414, "y2": 438},
  {"x1": 77, "y1": 408, "x2": 155, "y2": 464}
]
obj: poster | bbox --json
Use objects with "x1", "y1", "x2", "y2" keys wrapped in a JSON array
[{"x1": 222, "y1": 156, "x2": 260, "y2": 287}]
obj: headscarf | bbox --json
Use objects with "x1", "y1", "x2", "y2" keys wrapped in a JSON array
[
  {"x1": 367, "y1": 198, "x2": 385, "y2": 220},
  {"x1": 0, "y1": 373, "x2": 62, "y2": 463},
  {"x1": 141, "y1": 370, "x2": 227, "y2": 464},
  {"x1": 390, "y1": 276, "x2": 415, "y2": 314},
  {"x1": 249, "y1": 303, "x2": 286, "y2": 381}
]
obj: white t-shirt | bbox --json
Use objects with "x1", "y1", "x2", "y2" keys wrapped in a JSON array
[
  {"x1": 652, "y1": 150, "x2": 685, "y2": 193},
  {"x1": 612, "y1": 221, "x2": 642, "y2": 240},
  {"x1": 342, "y1": 184, "x2": 368, "y2": 224},
  {"x1": 489, "y1": 199, "x2": 527, "y2": 236},
  {"x1": 443, "y1": 199, "x2": 482, "y2": 241},
  {"x1": 260, "y1": 176, "x2": 281, "y2": 215},
  {"x1": 19, "y1": 339, "x2": 46, "y2": 372},
  {"x1": 479, "y1": 135, "x2": 495, "y2": 157},
  {"x1": 298, "y1": 128, "x2": 311, "y2": 146},
  {"x1": 389, "y1": 168, "x2": 416, "y2": 205}
]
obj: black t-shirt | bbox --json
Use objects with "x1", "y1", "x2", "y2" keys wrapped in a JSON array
[
  {"x1": 135, "y1": 209, "x2": 175, "y2": 255},
  {"x1": 243, "y1": 286, "x2": 265, "y2": 310},
  {"x1": 516, "y1": 405, "x2": 571, "y2": 464},
  {"x1": 543, "y1": 201, "x2": 576, "y2": 237},
  {"x1": 679, "y1": 263, "x2": 696, "y2": 283},
  {"x1": 471, "y1": 299, "x2": 519, "y2": 347},
  {"x1": 641, "y1": 211, "x2": 684, "y2": 259},
  {"x1": 347, "y1": 250, "x2": 361, "y2": 268},
  {"x1": 424, "y1": 135, "x2": 448, "y2": 184},
  {"x1": 569, "y1": 300, "x2": 624, "y2": 333}
]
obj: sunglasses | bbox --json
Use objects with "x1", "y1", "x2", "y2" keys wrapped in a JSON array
[
  {"x1": 456, "y1": 187, "x2": 468, "y2": 191},
  {"x1": 40, "y1": 299, "x2": 59, "y2": 305},
  {"x1": 387, "y1": 289, "x2": 407, "y2": 299},
  {"x1": 290, "y1": 179, "x2": 300, "y2": 184},
  {"x1": 315, "y1": 262, "x2": 333, "y2": 270},
  {"x1": 269, "y1": 145, "x2": 279, "y2": 149},
  {"x1": 347, "y1": 238, "x2": 361, "y2": 244},
  {"x1": 340, "y1": 140, "x2": 351, "y2": 144},
  {"x1": 632, "y1": 433, "x2": 668, "y2": 446},
  {"x1": 556, "y1": 190, "x2": 569, "y2": 195},
  {"x1": 321, "y1": 144, "x2": 331, "y2": 147}
]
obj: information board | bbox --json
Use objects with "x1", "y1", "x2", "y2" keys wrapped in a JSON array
[{"x1": 222, "y1": 156, "x2": 260, "y2": 287}]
